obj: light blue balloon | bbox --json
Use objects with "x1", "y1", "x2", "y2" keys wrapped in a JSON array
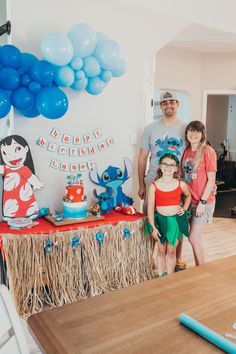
[
  {"x1": 0, "y1": 89, "x2": 11, "y2": 118},
  {"x1": 41, "y1": 33, "x2": 74, "y2": 66},
  {"x1": 100, "y1": 69, "x2": 112, "y2": 83},
  {"x1": 94, "y1": 39, "x2": 123, "y2": 70},
  {"x1": 54, "y1": 65, "x2": 74, "y2": 87},
  {"x1": 70, "y1": 77, "x2": 88, "y2": 91},
  {"x1": 86, "y1": 77, "x2": 105, "y2": 95},
  {"x1": 96, "y1": 32, "x2": 107, "y2": 42},
  {"x1": 111, "y1": 59, "x2": 127, "y2": 77},
  {"x1": 69, "y1": 56, "x2": 83, "y2": 70},
  {"x1": 36, "y1": 86, "x2": 68, "y2": 119},
  {"x1": 75, "y1": 70, "x2": 85, "y2": 80},
  {"x1": 11, "y1": 87, "x2": 34, "y2": 111},
  {"x1": 83, "y1": 56, "x2": 101, "y2": 78},
  {"x1": 68, "y1": 23, "x2": 98, "y2": 58},
  {"x1": 28, "y1": 81, "x2": 42, "y2": 94}
]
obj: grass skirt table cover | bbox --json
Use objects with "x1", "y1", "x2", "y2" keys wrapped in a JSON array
[{"x1": 0, "y1": 212, "x2": 154, "y2": 318}]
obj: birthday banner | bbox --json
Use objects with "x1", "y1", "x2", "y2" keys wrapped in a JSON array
[{"x1": 36, "y1": 127, "x2": 114, "y2": 172}]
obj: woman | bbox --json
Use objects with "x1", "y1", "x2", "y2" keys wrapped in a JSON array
[{"x1": 182, "y1": 121, "x2": 217, "y2": 266}]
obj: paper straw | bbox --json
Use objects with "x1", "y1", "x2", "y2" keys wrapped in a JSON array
[{"x1": 179, "y1": 313, "x2": 236, "y2": 354}]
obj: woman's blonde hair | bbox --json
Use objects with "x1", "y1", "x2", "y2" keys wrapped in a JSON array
[{"x1": 185, "y1": 120, "x2": 207, "y2": 166}]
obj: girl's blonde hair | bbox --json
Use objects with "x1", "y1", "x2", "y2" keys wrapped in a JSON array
[
  {"x1": 185, "y1": 120, "x2": 207, "y2": 166},
  {"x1": 157, "y1": 153, "x2": 180, "y2": 179}
]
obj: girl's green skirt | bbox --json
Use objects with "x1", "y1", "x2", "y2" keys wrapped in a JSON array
[{"x1": 145, "y1": 211, "x2": 191, "y2": 246}]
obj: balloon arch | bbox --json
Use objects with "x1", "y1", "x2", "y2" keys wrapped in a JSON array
[{"x1": 0, "y1": 23, "x2": 126, "y2": 120}]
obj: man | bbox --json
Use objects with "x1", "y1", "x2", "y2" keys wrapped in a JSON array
[{"x1": 138, "y1": 90, "x2": 187, "y2": 271}]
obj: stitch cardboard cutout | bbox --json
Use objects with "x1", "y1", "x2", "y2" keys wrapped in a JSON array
[
  {"x1": 89, "y1": 158, "x2": 133, "y2": 208},
  {"x1": 0, "y1": 135, "x2": 44, "y2": 219}
]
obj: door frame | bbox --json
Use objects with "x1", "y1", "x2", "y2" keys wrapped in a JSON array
[{"x1": 202, "y1": 89, "x2": 236, "y2": 124}]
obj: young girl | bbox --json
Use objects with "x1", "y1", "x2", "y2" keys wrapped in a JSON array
[
  {"x1": 182, "y1": 121, "x2": 217, "y2": 266},
  {"x1": 147, "y1": 153, "x2": 191, "y2": 276},
  {"x1": 0, "y1": 135, "x2": 44, "y2": 219}
]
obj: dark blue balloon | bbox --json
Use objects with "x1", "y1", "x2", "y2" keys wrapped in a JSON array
[
  {"x1": 21, "y1": 74, "x2": 31, "y2": 87},
  {"x1": 11, "y1": 87, "x2": 34, "y2": 111},
  {"x1": 18, "y1": 53, "x2": 38, "y2": 75},
  {"x1": 0, "y1": 89, "x2": 11, "y2": 118},
  {"x1": 20, "y1": 103, "x2": 39, "y2": 118},
  {"x1": 0, "y1": 67, "x2": 20, "y2": 90},
  {"x1": 36, "y1": 87, "x2": 68, "y2": 119},
  {"x1": 0, "y1": 45, "x2": 22, "y2": 69},
  {"x1": 28, "y1": 81, "x2": 42, "y2": 94},
  {"x1": 30, "y1": 60, "x2": 54, "y2": 86}
]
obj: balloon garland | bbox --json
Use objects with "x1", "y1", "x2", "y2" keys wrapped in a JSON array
[{"x1": 0, "y1": 23, "x2": 126, "y2": 120}]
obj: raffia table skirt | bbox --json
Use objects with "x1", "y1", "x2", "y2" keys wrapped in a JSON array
[{"x1": 0, "y1": 212, "x2": 154, "y2": 318}]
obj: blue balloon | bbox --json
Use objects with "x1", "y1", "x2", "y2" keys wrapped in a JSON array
[
  {"x1": 0, "y1": 67, "x2": 20, "y2": 90},
  {"x1": 70, "y1": 77, "x2": 88, "y2": 91},
  {"x1": 100, "y1": 69, "x2": 112, "y2": 83},
  {"x1": 111, "y1": 59, "x2": 127, "y2": 77},
  {"x1": 75, "y1": 70, "x2": 85, "y2": 80},
  {"x1": 30, "y1": 60, "x2": 54, "y2": 86},
  {"x1": 11, "y1": 87, "x2": 34, "y2": 111},
  {"x1": 94, "y1": 39, "x2": 123, "y2": 70},
  {"x1": 69, "y1": 56, "x2": 83, "y2": 70},
  {"x1": 28, "y1": 81, "x2": 42, "y2": 94},
  {"x1": 21, "y1": 74, "x2": 31, "y2": 87},
  {"x1": 36, "y1": 87, "x2": 68, "y2": 119},
  {"x1": 20, "y1": 104, "x2": 39, "y2": 118},
  {"x1": 0, "y1": 89, "x2": 11, "y2": 118},
  {"x1": 86, "y1": 77, "x2": 105, "y2": 95},
  {"x1": 3, "y1": 90, "x2": 12, "y2": 98},
  {"x1": 0, "y1": 45, "x2": 22, "y2": 69},
  {"x1": 54, "y1": 65, "x2": 74, "y2": 87},
  {"x1": 18, "y1": 53, "x2": 38, "y2": 75},
  {"x1": 83, "y1": 56, "x2": 101, "y2": 78},
  {"x1": 41, "y1": 33, "x2": 74, "y2": 66},
  {"x1": 96, "y1": 32, "x2": 107, "y2": 41},
  {"x1": 68, "y1": 23, "x2": 98, "y2": 57}
]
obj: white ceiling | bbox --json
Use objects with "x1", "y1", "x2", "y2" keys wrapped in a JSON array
[
  {"x1": 114, "y1": 0, "x2": 236, "y2": 53},
  {"x1": 170, "y1": 23, "x2": 236, "y2": 53}
]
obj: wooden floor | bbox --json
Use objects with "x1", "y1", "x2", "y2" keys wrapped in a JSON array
[
  {"x1": 182, "y1": 217, "x2": 236, "y2": 267},
  {"x1": 16, "y1": 217, "x2": 236, "y2": 353}
]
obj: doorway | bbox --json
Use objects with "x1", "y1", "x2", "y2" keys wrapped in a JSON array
[{"x1": 203, "y1": 90, "x2": 236, "y2": 217}]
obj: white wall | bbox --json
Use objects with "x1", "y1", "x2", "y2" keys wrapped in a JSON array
[
  {"x1": 9, "y1": 0, "x2": 189, "y2": 211},
  {"x1": 155, "y1": 46, "x2": 203, "y2": 119},
  {"x1": 116, "y1": 0, "x2": 236, "y2": 34},
  {"x1": 155, "y1": 47, "x2": 236, "y2": 120}
]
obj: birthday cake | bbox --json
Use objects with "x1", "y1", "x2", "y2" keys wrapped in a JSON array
[{"x1": 62, "y1": 174, "x2": 87, "y2": 219}]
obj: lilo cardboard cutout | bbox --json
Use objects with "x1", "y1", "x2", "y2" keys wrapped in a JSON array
[
  {"x1": 89, "y1": 158, "x2": 133, "y2": 208},
  {"x1": 0, "y1": 135, "x2": 44, "y2": 219}
]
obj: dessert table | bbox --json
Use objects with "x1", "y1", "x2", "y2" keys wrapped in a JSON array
[{"x1": 0, "y1": 211, "x2": 153, "y2": 318}]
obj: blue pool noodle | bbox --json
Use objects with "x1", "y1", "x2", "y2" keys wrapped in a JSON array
[{"x1": 179, "y1": 313, "x2": 236, "y2": 354}]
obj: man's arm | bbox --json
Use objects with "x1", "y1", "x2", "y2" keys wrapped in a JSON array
[{"x1": 138, "y1": 148, "x2": 149, "y2": 199}]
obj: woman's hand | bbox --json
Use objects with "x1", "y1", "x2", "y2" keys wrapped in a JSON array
[
  {"x1": 177, "y1": 206, "x2": 185, "y2": 216},
  {"x1": 151, "y1": 227, "x2": 161, "y2": 241},
  {"x1": 196, "y1": 202, "x2": 206, "y2": 217}
]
